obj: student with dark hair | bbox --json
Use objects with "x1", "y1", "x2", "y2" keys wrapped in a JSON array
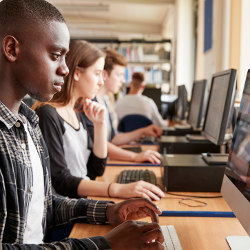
[
  {"x1": 82, "y1": 49, "x2": 163, "y2": 164},
  {"x1": 115, "y1": 72, "x2": 168, "y2": 127},
  {"x1": 33, "y1": 40, "x2": 164, "y2": 201},
  {"x1": 0, "y1": 0, "x2": 164, "y2": 249}
]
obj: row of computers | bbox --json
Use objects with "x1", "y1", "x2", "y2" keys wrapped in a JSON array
[
  {"x1": 167, "y1": 69, "x2": 236, "y2": 136},
  {"x1": 118, "y1": 68, "x2": 250, "y2": 238}
]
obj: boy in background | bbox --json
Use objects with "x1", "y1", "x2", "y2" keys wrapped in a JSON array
[{"x1": 115, "y1": 72, "x2": 168, "y2": 127}]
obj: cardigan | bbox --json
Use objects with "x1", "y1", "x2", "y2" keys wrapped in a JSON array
[{"x1": 36, "y1": 105, "x2": 107, "y2": 198}]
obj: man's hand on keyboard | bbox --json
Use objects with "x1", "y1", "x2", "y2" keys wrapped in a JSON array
[
  {"x1": 132, "y1": 150, "x2": 162, "y2": 164},
  {"x1": 110, "y1": 181, "x2": 165, "y2": 201},
  {"x1": 106, "y1": 198, "x2": 162, "y2": 226},
  {"x1": 141, "y1": 124, "x2": 162, "y2": 138},
  {"x1": 104, "y1": 221, "x2": 164, "y2": 250}
]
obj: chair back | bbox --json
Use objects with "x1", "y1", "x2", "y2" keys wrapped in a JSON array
[{"x1": 118, "y1": 114, "x2": 153, "y2": 132}]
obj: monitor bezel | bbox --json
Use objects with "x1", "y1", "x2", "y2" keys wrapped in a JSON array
[
  {"x1": 202, "y1": 69, "x2": 237, "y2": 145},
  {"x1": 188, "y1": 79, "x2": 207, "y2": 129},
  {"x1": 142, "y1": 87, "x2": 162, "y2": 111},
  {"x1": 221, "y1": 174, "x2": 250, "y2": 235},
  {"x1": 221, "y1": 68, "x2": 250, "y2": 235},
  {"x1": 176, "y1": 85, "x2": 187, "y2": 121}
]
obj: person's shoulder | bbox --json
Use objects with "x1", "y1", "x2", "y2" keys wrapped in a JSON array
[
  {"x1": 36, "y1": 104, "x2": 57, "y2": 119},
  {"x1": 117, "y1": 95, "x2": 138, "y2": 102},
  {"x1": 37, "y1": 104, "x2": 56, "y2": 111},
  {"x1": 141, "y1": 95, "x2": 155, "y2": 104},
  {"x1": 141, "y1": 95, "x2": 151, "y2": 101},
  {"x1": 116, "y1": 95, "x2": 128, "y2": 105}
]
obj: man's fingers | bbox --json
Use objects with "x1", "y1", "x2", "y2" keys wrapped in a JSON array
[
  {"x1": 142, "y1": 226, "x2": 164, "y2": 244},
  {"x1": 126, "y1": 206, "x2": 159, "y2": 223},
  {"x1": 120, "y1": 198, "x2": 162, "y2": 215},
  {"x1": 141, "y1": 207, "x2": 159, "y2": 223},
  {"x1": 143, "y1": 242, "x2": 164, "y2": 250}
]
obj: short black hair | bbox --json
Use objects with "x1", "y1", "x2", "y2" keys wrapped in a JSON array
[{"x1": 0, "y1": 0, "x2": 65, "y2": 30}]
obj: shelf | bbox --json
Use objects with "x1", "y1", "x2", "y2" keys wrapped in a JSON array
[
  {"x1": 86, "y1": 38, "x2": 172, "y2": 85},
  {"x1": 83, "y1": 38, "x2": 171, "y2": 44},
  {"x1": 127, "y1": 60, "x2": 170, "y2": 65}
]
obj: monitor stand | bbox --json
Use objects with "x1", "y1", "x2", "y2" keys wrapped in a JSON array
[{"x1": 201, "y1": 153, "x2": 229, "y2": 165}]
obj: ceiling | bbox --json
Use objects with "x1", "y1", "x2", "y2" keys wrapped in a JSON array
[{"x1": 47, "y1": 0, "x2": 175, "y2": 40}]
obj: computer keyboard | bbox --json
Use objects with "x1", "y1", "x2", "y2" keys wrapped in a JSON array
[
  {"x1": 161, "y1": 225, "x2": 183, "y2": 250},
  {"x1": 174, "y1": 124, "x2": 192, "y2": 130},
  {"x1": 121, "y1": 146, "x2": 142, "y2": 153},
  {"x1": 185, "y1": 134, "x2": 210, "y2": 142},
  {"x1": 138, "y1": 135, "x2": 157, "y2": 144},
  {"x1": 117, "y1": 169, "x2": 157, "y2": 185}
]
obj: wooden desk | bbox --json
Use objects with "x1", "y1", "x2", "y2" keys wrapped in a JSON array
[
  {"x1": 70, "y1": 215, "x2": 247, "y2": 249},
  {"x1": 70, "y1": 146, "x2": 248, "y2": 249},
  {"x1": 107, "y1": 144, "x2": 159, "y2": 165}
]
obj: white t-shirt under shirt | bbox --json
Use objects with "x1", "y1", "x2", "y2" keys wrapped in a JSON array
[
  {"x1": 115, "y1": 94, "x2": 167, "y2": 127},
  {"x1": 23, "y1": 121, "x2": 44, "y2": 244},
  {"x1": 63, "y1": 121, "x2": 91, "y2": 179}
]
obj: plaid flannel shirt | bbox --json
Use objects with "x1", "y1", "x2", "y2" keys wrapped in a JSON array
[{"x1": 0, "y1": 101, "x2": 111, "y2": 249}]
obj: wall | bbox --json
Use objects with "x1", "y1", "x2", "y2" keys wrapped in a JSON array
[
  {"x1": 195, "y1": 0, "x2": 204, "y2": 80},
  {"x1": 239, "y1": 0, "x2": 250, "y2": 98},
  {"x1": 229, "y1": 0, "x2": 241, "y2": 91},
  {"x1": 175, "y1": 0, "x2": 195, "y2": 100},
  {"x1": 196, "y1": 0, "x2": 249, "y2": 99},
  {"x1": 196, "y1": 0, "x2": 231, "y2": 89}
]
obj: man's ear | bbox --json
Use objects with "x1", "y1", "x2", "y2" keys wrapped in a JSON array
[
  {"x1": 2, "y1": 35, "x2": 20, "y2": 62},
  {"x1": 140, "y1": 84, "x2": 146, "y2": 91}
]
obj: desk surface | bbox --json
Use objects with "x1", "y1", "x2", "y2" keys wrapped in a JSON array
[
  {"x1": 70, "y1": 216, "x2": 247, "y2": 249},
  {"x1": 69, "y1": 145, "x2": 248, "y2": 249}
]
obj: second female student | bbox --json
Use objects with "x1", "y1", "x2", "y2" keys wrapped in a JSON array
[{"x1": 34, "y1": 40, "x2": 164, "y2": 201}]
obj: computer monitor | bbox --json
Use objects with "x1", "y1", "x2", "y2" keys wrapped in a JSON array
[
  {"x1": 188, "y1": 80, "x2": 207, "y2": 129},
  {"x1": 176, "y1": 85, "x2": 187, "y2": 121},
  {"x1": 202, "y1": 69, "x2": 237, "y2": 145},
  {"x1": 221, "y1": 69, "x2": 250, "y2": 235},
  {"x1": 142, "y1": 87, "x2": 162, "y2": 111}
]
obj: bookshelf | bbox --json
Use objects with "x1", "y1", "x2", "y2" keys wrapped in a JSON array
[{"x1": 84, "y1": 38, "x2": 172, "y2": 88}]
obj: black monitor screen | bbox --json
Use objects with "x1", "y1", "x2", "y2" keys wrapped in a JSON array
[
  {"x1": 228, "y1": 70, "x2": 250, "y2": 202},
  {"x1": 176, "y1": 85, "x2": 187, "y2": 120},
  {"x1": 203, "y1": 69, "x2": 237, "y2": 145},
  {"x1": 142, "y1": 87, "x2": 162, "y2": 111},
  {"x1": 188, "y1": 80, "x2": 207, "y2": 129}
]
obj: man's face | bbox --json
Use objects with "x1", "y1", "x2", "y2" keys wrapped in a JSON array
[
  {"x1": 14, "y1": 21, "x2": 70, "y2": 102},
  {"x1": 103, "y1": 64, "x2": 125, "y2": 94}
]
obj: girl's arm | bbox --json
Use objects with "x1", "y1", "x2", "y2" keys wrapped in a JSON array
[
  {"x1": 77, "y1": 179, "x2": 165, "y2": 201},
  {"x1": 84, "y1": 98, "x2": 107, "y2": 158},
  {"x1": 111, "y1": 124, "x2": 162, "y2": 146}
]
